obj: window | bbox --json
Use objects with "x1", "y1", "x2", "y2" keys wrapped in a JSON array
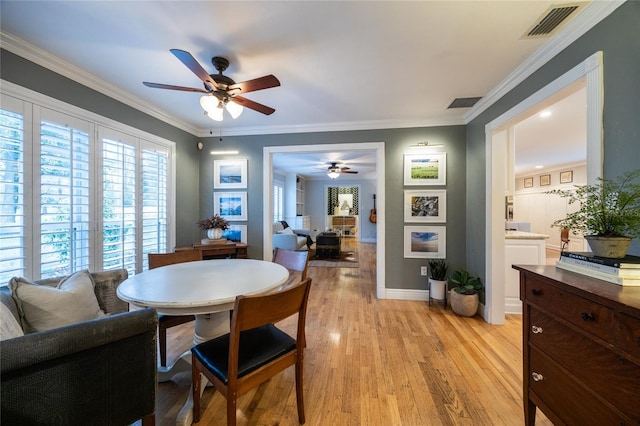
[
  {"x1": 273, "y1": 181, "x2": 284, "y2": 222},
  {"x1": 0, "y1": 96, "x2": 26, "y2": 283},
  {"x1": 0, "y1": 91, "x2": 175, "y2": 281}
]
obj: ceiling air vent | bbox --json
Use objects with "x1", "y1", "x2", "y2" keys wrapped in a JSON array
[
  {"x1": 448, "y1": 97, "x2": 482, "y2": 109},
  {"x1": 524, "y1": 3, "x2": 584, "y2": 38}
]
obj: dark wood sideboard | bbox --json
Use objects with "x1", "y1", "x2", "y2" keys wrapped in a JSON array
[
  {"x1": 175, "y1": 241, "x2": 247, "y2": 259},
  {"x1": 514, "y1": 265, "x2": 640, "y2": 426}
]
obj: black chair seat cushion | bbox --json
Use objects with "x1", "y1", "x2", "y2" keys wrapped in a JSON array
[{"x1": 192, "y1": 324, "x2": 295, "y2": 384}]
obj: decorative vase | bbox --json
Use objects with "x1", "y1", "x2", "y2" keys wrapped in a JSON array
[
  {"x1": 428, "y1": 278, "x2": 447, "y2": 301},
  {"x1": 585, "y1": 235, "x2": 632, "y2": 259},
  {"x1": 449, "y1": 291, "x2": 479, "y2": 317},
  {"x1": 207, "y1": 228, "x2": 223, "y2": 240}
]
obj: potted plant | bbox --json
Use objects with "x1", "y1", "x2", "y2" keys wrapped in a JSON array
[
  {"x1": 427, "y1": 259, "x2": 448, "y2": 301},
  {"x1": 449, "y1": 269, "x2": 483, "y2": 317},
  {"x1": 197, "y1": 214, "x2": 230, "y2": 240},
  {"x1": 547, "y1": 169, "x2": 640, "y2": 258}
]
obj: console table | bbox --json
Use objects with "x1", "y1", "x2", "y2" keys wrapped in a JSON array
[
  {"x1": 514, "y1": 265, "x2": 640, "y2": 425},
  {"x1": 175, "y1": 241, "x2": 247, "y2": 259}
]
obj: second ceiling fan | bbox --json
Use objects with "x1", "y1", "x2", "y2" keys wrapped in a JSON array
[
  {"x1": 143, "y1": 49, "x2": 280, "y2": 120},
  {"x1": 327, "y1": 162, "x2": 359, "y2": 179}
]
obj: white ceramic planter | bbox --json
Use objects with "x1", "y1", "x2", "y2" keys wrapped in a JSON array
[
  {"x1": 585, "y1": 235, "x2": 631, "y2": 259},
  {"x1": 207, "y1": 228, "x2": 223, "y2": 240},
  {"x1": 429, "y1": 278, "x2": 447, "y2": 301}
]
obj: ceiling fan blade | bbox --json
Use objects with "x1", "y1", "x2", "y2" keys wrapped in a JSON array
[
  {"x1": 143, "y1": 82, "x2": 208, "y2": 93},
  {"x1": 169, "y1": 49, "x2": 218, "y2": 91},
  {"x1": 227, "y1": 75, "x2": 280, "y2": 95},
  {"x1": 232, "y1": 96, "x2": 276, "y2": 115},
  {"x1": 342, "y1": 170, "x2": 359, "y2": 174}
]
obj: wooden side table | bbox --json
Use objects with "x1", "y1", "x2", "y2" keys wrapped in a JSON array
[{"x1": 175, "y1": 241, "x2": 247, "y2": 259}]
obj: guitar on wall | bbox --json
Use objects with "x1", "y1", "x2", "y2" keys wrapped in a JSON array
[{"x1": 369, "y1": 194, "x2": 377, "y2": 223}]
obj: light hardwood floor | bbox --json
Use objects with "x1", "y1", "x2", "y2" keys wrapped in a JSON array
[{"x1": 157, "y1": 240, "x2": 551, "y2": 425}]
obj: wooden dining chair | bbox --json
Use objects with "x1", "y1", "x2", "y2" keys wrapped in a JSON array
[
  {"x1": 560, "y1": 227, "x2": 570, "y2": 253},
  {"x1": 148, "y1": 250, "x2": 203, "y2": 366},
  {"x1": 272, "y1": 248, "x2": 309, "y2": 288},
  {"x1": 191, "y1": 278, "x2": 312, "y2": 425}
]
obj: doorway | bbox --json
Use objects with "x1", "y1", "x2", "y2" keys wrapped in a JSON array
[
  {"x1": 484, "y1": 52, "x2": 604, "y2": 324},
  {"x1": 262, "y1": 142, "x2": 386, "y2": 299}
]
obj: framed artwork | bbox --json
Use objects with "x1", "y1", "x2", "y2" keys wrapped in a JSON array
[
  {"x1": 523, "y1": 177, "x2": 533, "y2": 188},
  {"x1": 214, "y1": 159, "x2": 247, "y2": 189},
  {"x1": 213, "y1": 191, "x2": 247, "y2": 221},
  {"x1": 403, "y1": 225, "x2": 446, "y2": 259},
  {"x1": 222, "y1": 225, "x2": 247, "y2": 243},
  {"x1": 404, "y1": 190, "x2": 446, "y2": 223},
  {"x1": 540, "y1": 174, "x2": 551, "y2": 186},
  {"x1": 404, "y1": 153, "x2": 446, "y2": 186},
  {"x1": 560, "y1": 170, "x2": 573, "y2": 183}
]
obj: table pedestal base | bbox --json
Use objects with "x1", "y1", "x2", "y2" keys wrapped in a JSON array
[{"x1": 159, "y1": 311, "x2": 230, "y2": 425}]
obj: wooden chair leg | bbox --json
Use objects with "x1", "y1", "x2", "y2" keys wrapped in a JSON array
[
  {"x1": 159, "y1": 326, "x2": 167, "y2": 366},
  {"x1": 192, "y1": 361, "x2": 202, "y2": 423},
  {"x1": 227, "y1": 386, "x2": 237, "y2": 426},
  {"x1": 295, "y1": 356, "x2": 305, "y2": 424}
]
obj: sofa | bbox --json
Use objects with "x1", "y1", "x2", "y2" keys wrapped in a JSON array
[
  {"x1": 273, "y1": 221, "x2": 311, "y2": 251},
  {"x1": 0, "y1": 269, "x2": 158, "y2": 426}
]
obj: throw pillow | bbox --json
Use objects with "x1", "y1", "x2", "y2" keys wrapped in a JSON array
[
  {"x1": 0, "y1": 302, "x2": 24, "y2": 340},
  {"x1": 279, "y1": 227, "x2": 294, "y2": 235},
  {"x1": 9, "y1": 270, "x2": 105, "y2": 333}
]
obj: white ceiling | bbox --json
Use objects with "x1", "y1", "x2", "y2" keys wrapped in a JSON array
[{"x1": 1, "y1": 1, "x2": 596, "y2": 179}]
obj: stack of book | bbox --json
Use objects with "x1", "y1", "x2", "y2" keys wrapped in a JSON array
[{"x1": 556, "y1": 251, "x2": 640, "y2": 286}]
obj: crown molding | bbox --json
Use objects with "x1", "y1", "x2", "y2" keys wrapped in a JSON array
[
  {"x1": 464, "y1": 0, "x2": 624, "y2": 124},
  {"x1": 0, "y1": 31, "x2": 201, "y2": 136}
]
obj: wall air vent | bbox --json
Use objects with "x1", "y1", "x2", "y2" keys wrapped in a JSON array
[
  {"x1": 524, "y1": 3, "x2": 584, "y2": 38},
  {"x1": 448, "y1": 97, "x2": 482, "y2": 109}
]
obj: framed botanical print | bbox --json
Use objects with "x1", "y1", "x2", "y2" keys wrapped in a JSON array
[
  {"x1": 213, "y1": 191, "x2": 247, "y2": 221},
  {"x1": 214, "y1": 159, "x2": 247, "y2": 189},
  {"x1": 403, "y1": 225, "x2": 446, "y2": 259},
  {"x1": 403, "y1": 153, "x2": 446, "y2": 186},
  {"x1": 404, "y1": 190, "x2": 446, "y2": 223}
]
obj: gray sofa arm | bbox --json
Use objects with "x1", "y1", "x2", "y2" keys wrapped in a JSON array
[{"x1": 1, "y1": 308, "x2": 158, "y2": 425}]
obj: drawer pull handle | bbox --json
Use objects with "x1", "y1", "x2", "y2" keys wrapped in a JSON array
[
  {"x1": 531, "y1": 289, "x2": 542, "y2": 296},
  {"x1": 581, "y1": 312, "x2": 594, "y2": 321},
  {"x1": 532, "y1": 372, "x2": 544, "y2": 382},
  {"x1": 531, "y1": 326, "x2": 543, "y2": 334}
]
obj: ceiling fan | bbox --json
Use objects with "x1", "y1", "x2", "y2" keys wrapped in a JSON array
[
  {"x1": 326, "y1": 162, "x2": 359, "y2": 179},
  {"x1": 143, "y1": 49, "x2": 280, "y2": 121}
]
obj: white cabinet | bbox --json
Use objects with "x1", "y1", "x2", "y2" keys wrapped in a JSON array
[{"x1": 290, "y1": 215, "x2": 310, "y2": 230}]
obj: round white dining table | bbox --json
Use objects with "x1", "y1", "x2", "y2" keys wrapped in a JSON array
[{"x1": 117, "y1": 258, "x2": 289, "y2": 426}]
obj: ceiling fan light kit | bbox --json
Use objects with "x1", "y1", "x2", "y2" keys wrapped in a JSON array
[
  {"x1": 143, "y1": 49, "x2": 280, "y2": 121},
  {"x1": 326, "y1": 162, "x2": 359, "y2": 179}
]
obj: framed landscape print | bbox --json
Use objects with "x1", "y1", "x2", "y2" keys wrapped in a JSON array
[
  {"x1": 403, "y1": 225, "x2": 446, "y2": 259},
  {"x1": 404, "y1": 153, "x2": 446, "y2": 186},
  {"x1": 213, "y1": 191, "x2": 247, "y2": 221},
  {"x1": 560, "y1": 170, "x2": 573, "y2": 183},
  {"x1": 404, "y1": 190, "x2": 446, "y2": 223},
  {"x1": 540, "y1": 174, "x2": 550, "y2": 186},
  {"x1": 222, "y1": 225, "x2": 247, "y2": 243},
  {"x1": 214, "y1": 159, "x2": 247, "y2": 189},
  {"x1": 523, "y1": 177, "x2": 533, "y2": 188}
]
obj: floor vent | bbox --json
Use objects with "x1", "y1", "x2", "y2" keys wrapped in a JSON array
[
  {"x1": 448, "y1": 97, "x2": 482, "y2": 109},
  {"x1": 524, "y1": 3, "x2": 584, "y2": 38}
]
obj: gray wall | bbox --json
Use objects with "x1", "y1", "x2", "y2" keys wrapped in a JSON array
[
  {"x1": 200, "y1": 125, "x2": 467, "y2": 290},
  {"x1": 0, "y1": 49, "x2": 203, "y2": 246},
  {"x1": 466, "y1": 1, "x2": 640, "y2": 283}
]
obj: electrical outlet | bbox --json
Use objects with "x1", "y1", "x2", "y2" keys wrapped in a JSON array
[{"x1": 420, "y1": 266, "x2": 428, "y2": 276}]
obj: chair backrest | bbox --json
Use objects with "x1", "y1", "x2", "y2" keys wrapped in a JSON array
[
  {"x1": 272, "y1": 248, "x2": 309, "y2": 281},
  {"x1": 148, "y1": 250, "x2": 202, "y2": 270},
  {"x1": 560, "y1": 227, "x2": 570, "y2": 243},
  {"x1": 232, "y1": 278, "x2": 312, "y2": 338}
]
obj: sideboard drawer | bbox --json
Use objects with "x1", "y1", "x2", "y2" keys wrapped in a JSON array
[
  {"x1": 529, "y1": 308, "x2": 640, "y2": 420},
  {"x1": 616, "y1": 312, "x2": 640, "y2": 360},
  {"x1": 529, "y1": 347, "x2": 629, "y2": 425},
  {"x1": 524, "y1": 276, "x2": 613, "y2": 341}
]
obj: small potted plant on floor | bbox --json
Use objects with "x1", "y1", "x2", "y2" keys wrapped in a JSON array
[
  {"x1": 547, "y1": 169, "x2": 640, "y2": 258},
  {"x1": 427, "y1": 259, "x2": 448, "y2": 301},
  {"x1": 449, "y1": 269, "x2": 483, "y2": 317},
  {"x1": 197, "y1": 214, "x2": 229, "y2": 241}
]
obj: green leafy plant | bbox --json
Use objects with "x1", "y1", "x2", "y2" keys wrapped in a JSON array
[
  {"x1": 427, "y1": 259, "x2": 448, "y2": 280},
  {"x1": 546, "y1": 169, "x2": 640, "y2": 238},
  {"x1": 450, "y1": 269, "x2": 483, "y2": 295},
  {"x1": 197, "y1": 214, "x2": 229, "y2": 231}
]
